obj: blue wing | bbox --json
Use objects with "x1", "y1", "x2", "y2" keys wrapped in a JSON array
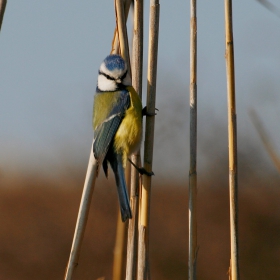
[{"x1": 93, "y1": 90, "x2": 130, "y2": 166}]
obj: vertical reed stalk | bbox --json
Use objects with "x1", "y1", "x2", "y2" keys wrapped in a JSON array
[
  {"x1": 112, "y1": 0, "x2": 132, "y2": 55},
  {"x1": 126, "y1": 154, "x2": 140, "y2": 280},
  {"x1": 114, "y1": 0, "x2": 132, "y2": 76},
  {"x1": 189, "y1": 0, "x2": 198, "y2": 279},
  {"x1": 113, "y1": 212, "x2": 127, "y2": 280},
  {"x1": 126, "y1": 1, "x2": 144, "y2": 279},
  {"x1": 0, "y1": 0, "x2": 7, "y2": 31},
  {"x1": 131, "y1": 0, "x2": 143, "y2": 101},
  {"x1": 112, "y1": 1, "x2": 132, "y2": 279},
  {"x1": 224, "y1": 1, "x2": 239, "y2": 279},
  {"x1": 64, "y1": 143, "x2": 98, "y2": 280},
  {"x1": 137, "y1": 1, "x2": 160, "y2": 279},
  {"x1": 250, "y1": 109, "x2": 280, "y2": 173},
  {"x1": 113, "y1": 163, "x2": 130, "y2": 280}
]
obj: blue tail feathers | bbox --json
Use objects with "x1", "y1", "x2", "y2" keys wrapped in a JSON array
[{"x1": 107, "y1": 150, "x2": 132, "y2": 222}]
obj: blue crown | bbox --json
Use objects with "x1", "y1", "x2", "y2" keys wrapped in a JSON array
[{"x1": 104, "y1": 54, "x2": 126, "y2": 71}]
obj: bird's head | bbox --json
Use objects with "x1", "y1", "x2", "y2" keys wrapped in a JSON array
[{"x1": 97, "y1": 54, "x2": 131, "y2": 92}]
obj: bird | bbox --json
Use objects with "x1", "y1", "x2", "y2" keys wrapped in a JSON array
[{"x1": 92, "y1": 54, "x2": 143, "y2": 222}]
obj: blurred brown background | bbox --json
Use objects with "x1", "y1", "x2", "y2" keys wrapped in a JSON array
[{"x1": 0, "y1": 168, "x2": 279, "y2": 280}]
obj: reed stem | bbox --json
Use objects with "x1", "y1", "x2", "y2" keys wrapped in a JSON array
[
  {"x1": 112, "y1": 0, "x2": 132, "y2": 55},
  {"x1": 250, "y1": 109, "x2": 280, "y2": 173},
  {"x1": 64, "y1": 143, "x2": 98, "y2": 280},
  {"x1": 126, "y1": 1, "x2": 144, "y2": 278},
  {"x1": 113, "y1": 213, "x2": 128, "y2": 280},
  {"x1": 189, "y1": 0, "x2": 198, "y2": 279},
  {"x1": 224, "y1": 1, "x2": 239, "y2": 279},
  {"x1": 114, "y1": 0, "x2": 132, "y2": 77},
  {"x1": 137, "y1": 1, "x2": 160, "y2": 279},
  {"x1": 112, "y1": 1, "x2": 132, "y2": 279},
  {"x1": 0, "y1": 0, "x2": 7, "y2": 31}
]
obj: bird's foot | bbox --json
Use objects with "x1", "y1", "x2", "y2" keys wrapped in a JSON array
[
  {"x1": 142, "y1": 106, "x2": 158, "y2": 117},
  {"x1": 128, "y1": 158, "x2": 154, "y2": 176}
]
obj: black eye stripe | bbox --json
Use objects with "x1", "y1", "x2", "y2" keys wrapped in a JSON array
[
  {"x1": 99, "y1": 70, "x2": 127, "y2": 81},
  {"x1": 99, "y1": 71, "x2": 115, "y2": 80}
]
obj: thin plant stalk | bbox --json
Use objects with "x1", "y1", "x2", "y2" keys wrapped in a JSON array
[
  {"x1": 224, "y1": 1, "x2": 240, "y2": 279},
  {"x1": 249, "y1": 109, "x2": 280, "y2": 173},
  {"x1": 64, "y1": 143, "x2": 98, "y2": 280},
  {"x1": 112, "y1": 1, "x2": 132, "y2": 279},
  {"x1": 126, "y1": 1, "x2": 144, "y2": 277},
  {"x1": 126, "y1": 154, "x2": 140, "y2": 280},
  {"x1": 112, "y1": 0, "x2": 132, "y2": 55},
  {"x1": 137, "y1": 1, "x2": 160, "y2": 279},
  {"x1": 112, "y1": 163, "x2": 131, "y2": 280},
  {"x1": 131, "y1": 0, "x2": 143, "y2": 101},
  {"x1": 113, "y1": 212, "x2": 127, "y2": 280},
  {"x1": 114, "y1": 0, "x2": 132, "y2": 76},
  {"x1": 189, "y1": 0, "x2": 198, "y2": 279},
  {"x1": 0, "y1": 0, "x2": 7, "y2": 31},
  {"x1": 113, "y1": 211, "x2": 128, "y2": 280}
]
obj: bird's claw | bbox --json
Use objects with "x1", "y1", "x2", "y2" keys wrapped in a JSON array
[
  {"x1": 128, "y1": 158, "x2": 155, "y2": 176},
  {"x1": 142, "y1": 106, "x2": 158, "y2": 117}
]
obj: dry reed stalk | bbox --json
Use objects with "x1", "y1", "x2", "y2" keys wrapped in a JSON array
[
  {"x1": 137, "y1": 1, "x2": 160, "y2": 279},
  {"x1": 224, "y1": 1, "x2": 240, "y2": 279},
  {"x1": 0, "y1": 0, "x2": 7, "y2": 31},
  {"x1": 131, "y1": 0, "x2": 143, "y2": 101},
  {"x1": 112, "y1": 1, "x2": 132, "y2": 279},
  {"x1": 249, "y1": 109, "x2": 280, "y2": 173},
  {"x1": 113, "y1": 213, "x2": 128, "y2": 280},
  {"x1": 112, "y1": 163, "x2": 131, "y2": 280},
  {"x1": 126, "y1": 1, "x2": 144, "y2": 278},
  {"x1": 189, "y1": 0, "x2": 198, "y2": 279},
  {"x1": 112, "y1": 0, "x2": 132, "y2": 55},
  {"x1": 114, "y1": 0, "x2": 132, "y2": 76},
  {"x1": 126, "y1": 154, "x2": 140, "y2": 280},
  {"x1": 64, "y1": 143, "x2": 98, "y2": 280},
  {"x1": 255, "y1": 0, "x2": 280, "y2": 18}
]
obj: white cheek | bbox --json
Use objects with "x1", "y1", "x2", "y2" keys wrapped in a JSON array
[
  {"x1": 100, "y1": 62, "x2": 110, "y2": 75},
  {"x1": 98, "y1": 75, "x2": 117, "y2": 91}
]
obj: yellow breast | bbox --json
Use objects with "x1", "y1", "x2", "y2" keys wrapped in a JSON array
[{"x1": 114, "y1": 86, "x2": 142, "y2": 165}]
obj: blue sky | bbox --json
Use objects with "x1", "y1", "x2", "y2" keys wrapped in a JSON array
[{"x1": 1, "y1": 1, "x2": 280, "y2": 181}]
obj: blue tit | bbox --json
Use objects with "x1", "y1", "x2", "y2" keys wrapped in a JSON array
[{"x1": 92, "y1": 54, "x2": 142, "y2": 222}]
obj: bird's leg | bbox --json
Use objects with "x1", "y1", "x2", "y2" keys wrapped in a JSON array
[
  {"x1": 128, "y1": 158, "x2": 154, "y2": 176},
  {"x1": 142, "y1": 106, "x2": 159, "y2": 117}
]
